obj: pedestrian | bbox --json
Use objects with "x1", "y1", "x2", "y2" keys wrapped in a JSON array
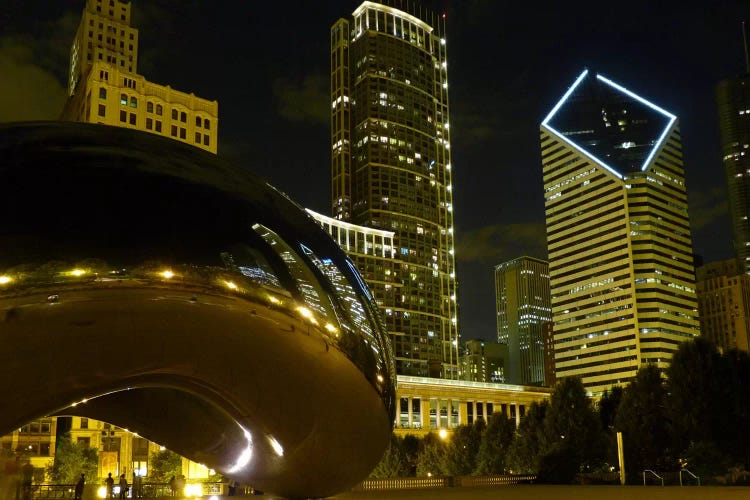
[
  {"x1": 74, "y1": 473, "x2": 85, "y2": 500},
  {"x1": 132, "y1": 472, "x2": 142, "y2": 499},
  {"x1": 118, "y1": 474, "x2": 128, "y2": 499},
  {"x1": 105, "y1": 473, "x2": 114, "y2": 499}
]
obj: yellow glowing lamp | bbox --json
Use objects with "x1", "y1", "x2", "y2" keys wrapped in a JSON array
[
  {"x1": 224, "y1": 281, "x2": 238, "y2": 290},
  {"x1": 267, "y1": 295, "x2": 281, "y2": 305},
  {"x1": 324, "y1": 323, "x2": 337, "y2": 334},
  {"x1": 68, "y1": 269, "x2": 86, "y2": 277},
  {"x1": 0, "y1": 276, "x2": 12, "y2": 285},
  {"x1": 439, "y1": 429, "x2": 448, "y2": 440},
  {"x1": 160, "y1": 270, "x2": 174, "y2": 279}
]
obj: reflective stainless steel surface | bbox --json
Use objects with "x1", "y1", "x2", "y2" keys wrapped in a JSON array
[{"x1": 0, "y1": 122, "x2": 396, "y2": 498}]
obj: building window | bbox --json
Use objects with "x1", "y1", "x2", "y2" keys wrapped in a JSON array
[
  {"x1": 146, "y1": 118, "x2": 153, "y2": 130},
  {"x1": 203, "y1": 134, "x2": 209, "y2": 146},
  {"x1": 155, "y1": 121, "x2": 162, "y2": 133},
  {"x1": 195, "y1": 132, "x2": 201, "y2": 143},
  {"x1": 119, "y1": 110, "x2": 126, "y2": 122},
  {"x1": 180, "y1": 112, "x2": 187, "y2": 123},
  {"x1": 98, "y1": 104, "x2": 106, "y2": 117},
  {"x1": 156, "y1": 104, "x2": 163, "y2": 116},
  {"x1": 196, "y1": 116, "x2": 202, "y2": 127},
  {"x1": 171, "y1": 125, "x2": 177, "y2": 137},
  {"x1": 77, "y1": 437, "x2": 90, "y2": 447},
  {"x1": 130, "y1": 96, "x2": 137, "y2": 108},
  {"x1": 171, "y1": 109, "x2": 178, "y2": 120},
  {"x1": 99, "y1": 87, "x2": 106, "y2": 99},
  {"x1": 179, "y1": 128, "x2": 186, "y2": 139},
  {"x1": 80, "y1": 417, "x2": 89, "y2": 429},
  {"x1": 147, "y1": 102, "x2": 153, "y2": 113},
  {"x1": 129, "y1": 113, "x2": 136, "y2": 125},
  {"x1": 204, "y1": 119, "x2": 211, "y2": 130},
  {"x1": 120, "y1": 94, "x2": 127, "y2": 105}
]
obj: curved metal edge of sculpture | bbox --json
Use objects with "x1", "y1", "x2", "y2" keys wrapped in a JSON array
[{"x1": 0, "y1": 122, "x2": 396, "y2": 498}]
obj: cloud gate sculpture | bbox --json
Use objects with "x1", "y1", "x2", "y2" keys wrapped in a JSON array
[{"x1": 0, "y1": 122, "x2": 396, "y2": 498}]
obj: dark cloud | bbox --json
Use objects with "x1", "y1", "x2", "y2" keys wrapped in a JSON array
[
  {"x1": 456, "y1": 222, "x2": 547, "y2": 265},
  {"x1": 273, "y1": 73, "x2": 329, "y2": 124},
  {"x1": 0, "y1": 9, "x2": 78, "y2": 122},
  {"x1": 0, "y1": 43, "x2": 67, "y2": 122},
  {"x1": 689, "y1": 185, "x2": 729, "y2": 231}
]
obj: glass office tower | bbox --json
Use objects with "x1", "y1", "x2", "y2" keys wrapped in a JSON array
[
  {"x1": 540, "y1": 70, "x2": 700, "y2": 394},
  {"x1": 331, "y1": 2, "x2": 458, "y2": 377}
]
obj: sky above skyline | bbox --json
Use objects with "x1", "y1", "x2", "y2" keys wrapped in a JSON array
[{"x1": 2, "y1": 0, "x2": 748, "y2": 340}]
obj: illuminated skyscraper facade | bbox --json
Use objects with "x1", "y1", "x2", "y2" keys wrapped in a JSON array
[
  {"x1": 541, "y1": 70, "x2": 700, "y2": 394},
  {"x1": 331, "y1": 2, "x2": 458, "y2": 377},
  {"x1": 696, "y1": 259, "x2": 750, "y2": 352},
  {"x1": 62, "y1": 0, "x2": 218, "y2": 153},
  {"x1": 717, "y1": 73, "x2": 750, "y2": 273},
  {"x1": 495, "y1": 256, "x2": 551, "y2": 386}
]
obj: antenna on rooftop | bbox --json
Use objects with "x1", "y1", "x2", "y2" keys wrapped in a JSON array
[{"x1": 743, "y1": 20, "x2": 750, "y2": 74}]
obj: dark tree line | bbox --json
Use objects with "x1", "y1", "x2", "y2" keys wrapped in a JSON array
[{"x1": 371, "y1": 338, "x2": 750, "y2": 483}]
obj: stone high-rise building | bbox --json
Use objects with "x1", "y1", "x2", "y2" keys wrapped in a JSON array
[{"x1": 62, "y1": 0, "x2": 218, "y2": 153}]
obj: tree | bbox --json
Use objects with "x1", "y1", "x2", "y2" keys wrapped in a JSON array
[
  {"x1": 47, "y1": 435, "x2": 98, "y2": 484},
  {"x1": 475, "y1": 412, "x2": 515, "y2": 474},
  {"x1": 507, "y1": 400, "x2": 547, "y2": 474},
  {"x1": 614, "y1": 364, "x2": 675, "y2": 474},
  {"x1": 370, "y1": 435, "x2": 410, "y2": 478},
  {"x1": 415, "y1": 433, "x2": 447, "y2": 477},
  {"x1": 542, "y1": 377, "x2": 605, "y2": 472},
  {"x1": 149, "y1": 449, "x2": 182, "y2": 483},
  {"x1": 598, "y1": 385, "x2": 624, "y2": 433},
  {"x1": 667, "y1": 339, "x2": 734, "y2": 455},
  {"x1": 442, "y1": 422, "x2": 483, "y2": 476}
]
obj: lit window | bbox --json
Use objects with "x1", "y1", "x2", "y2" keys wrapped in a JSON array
[
  {"x1": 120, "y1": 94, "x2": 127, "y2": 105},
  {"x1": 99, "y1": 88, "x2": 107, "y2": 99},
  {"x1": 130, "y1": 96, "x2": 137, "y2": 108}
]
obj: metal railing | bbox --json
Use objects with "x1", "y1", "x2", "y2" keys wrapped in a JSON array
[
  {"x1": 353, "y1": 474, "x2": 536, "y2": 492},
  {"x1": 679, "y1": 468, "x2": 700, "y2": 486},
  {"x1": 642, "y1": 469, "x2": 664, "y2": 486}
]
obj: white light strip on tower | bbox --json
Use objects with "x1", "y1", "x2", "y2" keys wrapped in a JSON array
[
  {"x1": 540, "y1": 69, "x2": 624, "y2": 179},
  {"x1": 542, "y1": 69, "x2": 589, "y2": 126},
  {"x1": 595, "y1": 74, "x2": 677, "y2": 172}
]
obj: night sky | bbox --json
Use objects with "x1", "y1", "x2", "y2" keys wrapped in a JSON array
[{"x1": 2, "y1": 0, "x2": 748, "y2": 341}]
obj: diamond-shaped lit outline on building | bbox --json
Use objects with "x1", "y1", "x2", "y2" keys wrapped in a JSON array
[{"x1": 541, "y1": 69, "x2": 677, "y2": 180}]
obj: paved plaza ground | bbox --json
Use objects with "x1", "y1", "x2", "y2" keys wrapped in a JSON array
[{"x1": 329, "y1": 484, "x2": 750, "y2": 500}]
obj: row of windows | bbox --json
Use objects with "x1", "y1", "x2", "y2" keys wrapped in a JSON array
[{"x1": 102, "y1": 87, "x2": 212, "y2": 130}]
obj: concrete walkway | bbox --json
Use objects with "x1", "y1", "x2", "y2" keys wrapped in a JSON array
[{"x1": 329, "y1": 484, "x2": 750, "y2": 499}]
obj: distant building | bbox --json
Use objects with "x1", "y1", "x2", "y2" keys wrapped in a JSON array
[
  {"x1": 540, "y1": 69, "x2": 700, "y2": 394},
  {"x1": 62, "y1": 0, "x2": 218, "y2": 153},
  {"x1": 331, "y1": 2, "x2": 459, "y2": 378},
  {"x1": 717, "y1": 71, "x2": 750, "y2": 273},
  {"x1": 495, "y1": 256, "x2": 551, "y2": 386},
  {"x1": 459, "y1": 339, "x2": 507, "y2": 384},
  {"x1": 0, "y1": 419, "x2": 56, "y2": 483},
  {"x1": 394, "y1": 375, "x2": 550, "y2": 433},
  {"x1": 542, "y1": 322, "x2": 556, "y2": 386},
  {"x1": 696, "y1": 259, "x2": 750, "y2": 352}
]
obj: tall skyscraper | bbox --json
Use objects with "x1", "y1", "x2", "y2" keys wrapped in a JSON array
[
  {"x1": 540, "y1": 69, "x2": 700, "y2": 394},
  {"x1": 696, "y1": 259, "x2": 750, "y2": 352},
  {"x1": 717, "y1": 28, "x2": 750, "y2": 273},
  {"x1": 495, "y1": 256, "x2": 551, "y2": 386},
  {"x1": 62, "y1": 0, "x2": 218, "y2": 153},
  {"x1": 331, "y1": 2, "x2": 458, "y2": 378}
]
